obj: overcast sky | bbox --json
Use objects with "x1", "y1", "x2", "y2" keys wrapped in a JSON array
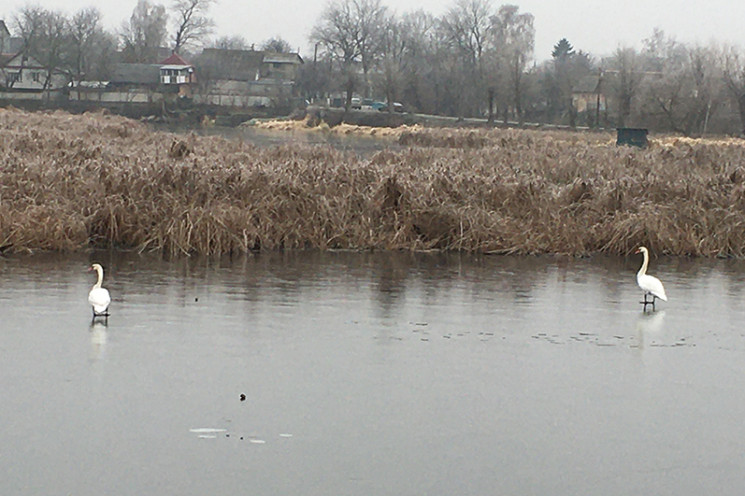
[{"x1": 2, "y1": 0, "x2": 744, "y2": 61}]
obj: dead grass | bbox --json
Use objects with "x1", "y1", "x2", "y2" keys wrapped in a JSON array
[{"x1": 2, "y1": 108, "x2": 745, "y2": 257}]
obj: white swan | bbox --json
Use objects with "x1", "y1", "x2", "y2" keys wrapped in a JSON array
[
  {"x1": 635, "y1": 247, "x2": 667, "y2": 308},
  {"x1": 88, "y1": 263, "x2": 111, "y2": 317}
]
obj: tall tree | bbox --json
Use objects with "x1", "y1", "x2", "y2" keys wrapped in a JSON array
[
  {"x1": 551, "y1": 38, "x2": 574, "y2": 60},
  {"x1": 607, "y1": 47, "x2": 643, "y2": 127},
  {"x1": 14, "y1": 7, "x2": 69, "y2": 91},
  {"x1": 171, "y1": 0, "x2": 215, "y2": 53},
  {"x1": 311, "y1": 0, "x2": 387, "y2": 109},
  {"x1": 549, "y1": 37, "x2": 592, "y2": 127},
  {"x1": 120, "y1": 0, "x2": 168, "y2": 63},
  {"x1": 379, "y1": 13, "x2": 407, "y2": 112},
  {"x1": 722, "y1": 45, "x2": 745, "y2": 135},
  {"x1": 68, "y1": 8, "x2": 117, "y2": 81},
  {"x1": 492, "y1": 4, "x2": 534, "y2": 123},
  {"x1": 396, "y1": 10, "x2": 439, "y2": 114},
  {"x1": 439, "y1": 0, "x2": 494, "y2": 117}
]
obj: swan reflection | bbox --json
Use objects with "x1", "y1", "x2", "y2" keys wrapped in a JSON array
[
  {"x1": 635, "y1": 310, "x2": 666, "y2": 348},
  {"x1": 89, "y1": 319, "x2": 108, "y2": 361}
]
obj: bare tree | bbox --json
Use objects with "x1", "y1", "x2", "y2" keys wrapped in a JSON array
[
  {"x1": 397, "y1": 10, "x2": 439, "y2": 113},
  {"x1": 638, "y1": 34, "x2": 724, "y2": 136},
  {"x1": 312, "y1": 0, "x2": 358, "y2": 110},
  {"x1": 262, "y1": 36, "x2": 293, "y2": 53},
  {"x1": 492, "y1": 4, "x2": 534, "y2": 123},
  {"x1": 378, "y1": 13, "x2": 407, "y2": 112},
  {"x1": 355, "y1": 0, "x2": 387, "y2": 96},
  {"x1": 606, "y1": 47, "x2": 643, "y2": 127},
  {"x1": 14, "y1": 7, "x2": 69, "y2": 91},
  {"x1": 171, "y1": 0, "x2": 215, "y2": 53},
  {"x1": 68, "y1": 8, "x2": 118, "y2": 82},
  {"x1": 439, "y1": 0, "x2": 494, "y2": 117},
  {"x1": 120, "y1": 0, "x2": 168, "y2": 63},
  {"x1": 207, "y1": 35, "x2": 249, "y2": 51},
  {"x1": 311, "y1": 0, "x2": 386, "y2": 110},
  {"x1": 722, "y1": 45, "x2": 745, "y2": 135}
]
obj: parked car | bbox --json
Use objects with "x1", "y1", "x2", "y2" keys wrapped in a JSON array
[{"x1": 374, "y1": 101, "x2": 405, "y2": 113}]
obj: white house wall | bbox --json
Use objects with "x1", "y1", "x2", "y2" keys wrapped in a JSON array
[{"x1": 68, "y1": 89, "x2": 164, "y2": 103}]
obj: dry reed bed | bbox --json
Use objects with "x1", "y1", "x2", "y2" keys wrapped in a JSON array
[{"x1": 2, "y1": 108, "x2": 745, "y2": 257}]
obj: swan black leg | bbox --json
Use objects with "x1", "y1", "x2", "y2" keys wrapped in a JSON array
[{"x1": 640, "y1": 293, "x2": 656, "y2": 309}]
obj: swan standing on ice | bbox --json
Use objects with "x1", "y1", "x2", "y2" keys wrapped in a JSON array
[
  {"x1": 635, "y1": 247, "x2": 667, "y2": 309},
  {"x1": 88, "y1": 263, "x2": 111, "y2": 317}
]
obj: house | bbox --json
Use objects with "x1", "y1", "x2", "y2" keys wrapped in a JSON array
[
  {"x1": 1, "y1": 20, "x2": 67, "y2": 98},
  {"x1": 195, "y1": 48, "x2": 303, "y2": 108},
  {"x1": 0, "y1": 52, "x2": 68, "y2": 96},
  {"x1": 70, "y1": 53, "x2": 197, "y2": 105},
  {"x1": 159, "y1": 52, "x2": 196, "y2": 97},
  {"x1": 262, "y1": 52, "x2": 304, "y2": 81},
  {"x1": 572, "y1": 75, "x2": 606, "y2": 113}
]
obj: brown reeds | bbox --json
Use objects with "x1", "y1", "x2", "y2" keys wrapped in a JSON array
[{"x1": 2, "y1": 108, "x2": 745, "y2": 257}]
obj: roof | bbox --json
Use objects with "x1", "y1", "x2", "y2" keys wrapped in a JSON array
[
  {"x1": 160, "y1": 65, "x2": 192, "y2": 71},
  {"x1": 0, "y1": 52, "x2": 43, "y2": 69},
  {"x1": 0, "y1": 20, "x2": 10, "y2": 38},
  {"x1": 110, "y1": 63, "x2": 161, "y2": 84},
  {"x1": 199, "y1": 48, "x2": 265, "y2": 80},
  {"x1": 263, "y1": 52, "x2": 303, "y2": 64},
  {"x1": 573, "y1": 75, "x2": 601, "y2": 94},
  {"x1": 160, "y1": 52, "x2": 192, "y2": 66}
]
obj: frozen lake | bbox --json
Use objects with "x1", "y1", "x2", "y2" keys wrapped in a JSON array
[{"x1": 2, "y1": 250, "x2": 745, "y2": 495}]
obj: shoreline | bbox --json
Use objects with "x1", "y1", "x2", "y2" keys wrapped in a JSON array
[{"x1": 2, "y1": 108, "x2": 745, "y2": 257}]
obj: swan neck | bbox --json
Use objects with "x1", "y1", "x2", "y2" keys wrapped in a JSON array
[
  {"x1": 638, "y1": 250, "x2": 649, "y2": 277},
  {"x1": 94, "y1": 266, "x2": 104, "y2": 289}
]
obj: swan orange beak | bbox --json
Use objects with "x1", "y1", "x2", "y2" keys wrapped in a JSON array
[{"x1": 634, "y1": 248, "x2": 641, "y2": 254}]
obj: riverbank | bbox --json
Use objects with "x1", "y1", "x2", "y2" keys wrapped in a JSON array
[{"x1": 2, "y1": 108, "x2": 745, "y2": 257}]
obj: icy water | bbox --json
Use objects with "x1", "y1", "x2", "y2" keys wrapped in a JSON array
[{"x1": 2, "y1": 251, "x2": 745, "y2": 496}]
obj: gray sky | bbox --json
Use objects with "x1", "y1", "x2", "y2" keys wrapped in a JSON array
[{"x1": 2, "y1": 0, "x2": 744, "y2": 61}]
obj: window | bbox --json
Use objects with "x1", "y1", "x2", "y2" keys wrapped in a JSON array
[
  {"x1": 6, "y1": 72, "x2": 21, "y2": 85},
  {"x1": 32, "y1": 72, "x2": 41, "y2": 82}
]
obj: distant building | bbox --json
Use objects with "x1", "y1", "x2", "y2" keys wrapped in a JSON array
[
  {"x1": 195, "y1": 48, "x2": 303, "y2": 108},
  {"x1": 159, "y1": 52, "x2": 196, "y2": 97},
  {"x1": 0, "y1": 52, "x2": 68, "y2": 97},
  {"x1": 572, "y1": 75, "x2": 606, "y2": 114},
  {"x1": 71, "y1": 53, "x2": 196, "y2": 104},
  {"x1": 0, "y1": 20, "x2": 64, "y2": 97}
]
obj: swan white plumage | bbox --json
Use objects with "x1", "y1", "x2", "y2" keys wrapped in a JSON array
[
  {"x1": 635, "y1": 247, "x2": 667, "y2": 307},
  {"x1": 88, "y1": 263, "x2": 111, "y2": 316}
]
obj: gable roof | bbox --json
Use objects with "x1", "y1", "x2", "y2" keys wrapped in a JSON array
[
  {"x1": 160, "y1": 52, "x2": 192, "y2": 66},
  {"x1": 1, "y1": 52, "x2": 43, "y2": 69},
  {"x1": 0, "y1": 20, "x2": 10, "y2": 38},
  {"x1": 110, "y1": 63, "x2": 161, "y2": 84}
]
